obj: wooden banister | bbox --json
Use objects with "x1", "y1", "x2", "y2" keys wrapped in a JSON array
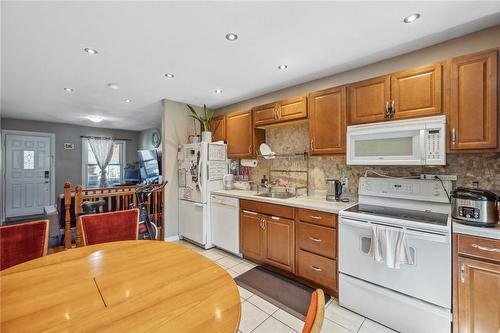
[{"x1": 64, "y1": 182, "x2": 72, "y2": 249}]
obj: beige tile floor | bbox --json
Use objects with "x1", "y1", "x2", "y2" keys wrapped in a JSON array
[{"x1": 174, "y1": 240, "x2": 396, "y2": 333}]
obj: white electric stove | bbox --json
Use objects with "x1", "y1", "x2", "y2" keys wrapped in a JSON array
[{"x1": 339, "y1": 176, "x2": 453, "y2": 333}]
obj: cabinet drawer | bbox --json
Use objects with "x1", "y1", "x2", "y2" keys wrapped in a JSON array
[
  {"x1": 297, "y1": 209, "x2": 336, "y2": 228},
  {"x1": 297, "y1": 249, "x2": 337, "y2": 291},
  {"x1": 240, "y1": 200, "x2": 294, "y2": 219},
  {"x1": 298, "y1": 222, "x2": 336, "y2": 259},
  {"x1": 458, "y1": 234, "x2": 500, "y2": 263}
]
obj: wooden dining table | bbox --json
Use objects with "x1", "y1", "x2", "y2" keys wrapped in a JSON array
[{"x1": 0, "y1": 241, "x2": 241, "y2": 332}]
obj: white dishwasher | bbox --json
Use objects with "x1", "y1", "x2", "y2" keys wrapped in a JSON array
[{"x1": 210, "y1": 194, "x2": 241, "y2": 256}]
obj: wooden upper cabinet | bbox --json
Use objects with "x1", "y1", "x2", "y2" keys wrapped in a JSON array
[
  {"x1": 391, "y1": 63, "x2": 442, "y2": 120},
  {"x1": 253, "y1": 95, "x2": 307, "y2": 127},
  {"x1": 457, "y1": 256, "x2": 500, "y2": 333},
  {"x1": 449, "y1": 50, "x2": 498, "y2": 151},
  {"x1": 226, "y1": 110, "x2": 253, "y2": 158},
  {"x1": 309, "y1": 86, "x2": 346, "y2": 155},
  {"x1": 263, "y1": 217, "x2": 295, "y2": 273},
  {"x1": 210, "y1": 115, "x2": 226, "y2": 142},
  {"x1": 278, "y1": 96, "x2": 307, "y2": 122},
  {"x1": 253, "y1": 102, "x2": 278, "y2": 126},
  {"x1": 348, "y1": 75, "x2": 391, "y2": 124}
]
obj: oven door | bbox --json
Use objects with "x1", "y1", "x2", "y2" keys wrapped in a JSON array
[{"x1": 339, "y1": 217, "x2": 451, "y2": 308}]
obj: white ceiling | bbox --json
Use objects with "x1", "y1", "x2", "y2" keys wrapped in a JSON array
[{"x1": 2, "y1": 1, "x2": 500, "y2": 131}]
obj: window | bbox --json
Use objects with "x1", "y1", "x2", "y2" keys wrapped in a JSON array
[{"x1": 82, "y1": 139, "x2": 126, "y2": 188}]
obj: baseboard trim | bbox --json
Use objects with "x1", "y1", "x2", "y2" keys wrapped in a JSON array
[{"x1": 165, "y1": 235, "x2": 180, "y2": 242}]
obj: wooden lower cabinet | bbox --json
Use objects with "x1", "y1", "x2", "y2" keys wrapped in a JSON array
[
  {"x1": 239, "y1": 201, "x2": 338, "y2": 293},
  {"x1": 453, "y1": 234, "x2": 500, "y2": 333},
  {"x1": 263, "y1": 217, "x2": 295, "y2": 273}
]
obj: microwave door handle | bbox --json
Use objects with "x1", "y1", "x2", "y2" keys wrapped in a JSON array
[{"x1": 419, "y1": 129, "x2": 426, "y2": 164}]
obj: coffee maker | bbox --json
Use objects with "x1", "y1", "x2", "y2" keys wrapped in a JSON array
[{"x1": 326, "y1": 178, "x2": 343, "y2": 201}]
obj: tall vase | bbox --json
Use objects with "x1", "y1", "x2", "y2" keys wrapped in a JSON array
[{"x1": 201, "y1": 131, "x2": 212, "y2": 142}]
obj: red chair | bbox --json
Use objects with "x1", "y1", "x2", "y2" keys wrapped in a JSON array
[
  {"x1": 0, "y1": 220, "x2": 49, "y2": 270},
  {"x1": 302, "y1": 289, "x2": 325, "y2": 333},
  {"x1": 79, "y1": 209, "x2": 139, "y2": 246}
]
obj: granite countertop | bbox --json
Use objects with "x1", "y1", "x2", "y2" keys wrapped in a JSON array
[
  {"x1": 210, "y1": 189, "x2": 356, "y2": 214},
  {"x1": 453, "y1": 221, "x2": 500, "y2": 240}
]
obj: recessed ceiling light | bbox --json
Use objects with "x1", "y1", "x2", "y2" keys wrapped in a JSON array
[
  {"x1": 84, "y1": 48, "x2": 98, "y2": 54},
  {"x1": 107, "y1": 83, "x2": 120, "y2": 90},
  {"x1": 125, "y1": 99, "x2": 132, "y2": 103},
  {"x1": 215, "y1": 89, "x2": 223, "y2": 94},
  {"x1": 63, "y1": 87, "x2": 74, "y2": 92},
  {"x1": 277, "y1": 64, "x2": 288, "y2": 70},
  {"x1": 87, "y1": 115, "x2": 104, "y2": 123},
  {"x1": 225, "y1": 33, "x2": 238, "y2": 41},
  {"x1": 403, "y1": 13, "x2": 421, "y2": 23},
  {"x1": 165, "y1": 73, "x2": 174, "y2": 78}
]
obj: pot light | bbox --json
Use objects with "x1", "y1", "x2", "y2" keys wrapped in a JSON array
[
  {"x1": 125, "y1": 99, "x2": 132, "y2": 103},
  {"x1": 87, "y1": 115, "x2": 104, "y2": 123},
  {"x1": 107, "y1": 83, "x2": 120, "y2": 90},
  {"x1": 225, "y1": 33, "x2": 238, "y2": 41},
  {"x1": 215, "y1": 89, "x2": 223, "y2": 94},
  {"x1": 84, "y1": 48, "x2": 98, "y2": 54},
  {"x1": 165, "y1": 73, "x2": 174, "y2": 78},
  {"x1": 403, "y1": 13, "x2": 421, "y2": 23},
  {"x1": 63, "y1": 87, "x2": 74, "y2": 92},
  {"x1": 277, "y1": 64, "x2": 288, "y2": 70}
]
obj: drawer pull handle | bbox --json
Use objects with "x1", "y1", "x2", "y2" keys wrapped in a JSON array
[
  {"x1": 309, "y1": 215, "x2": 322, "y2": 220},
  {"x1": 310, "y1": 265, "x2": 322, "y2": 272},
  {"x1": 271, "y1": 216, "x2": 280, "y2": 220},
  {"x1": 243, "y1": 210, "x2": 258, "y2": 215},
  {"x1": 471, "y1": 244, "x2": 500, "y2": 253},
  {"x1": 309, "y1": 237, "x2": 322, "y2": 243}
]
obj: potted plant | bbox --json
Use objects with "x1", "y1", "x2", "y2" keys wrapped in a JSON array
[{"x1": 186, "y1": 104, "x2": 215, "y2": 142}]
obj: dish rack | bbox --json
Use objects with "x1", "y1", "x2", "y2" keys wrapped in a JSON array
[{"x1": 257, "y1": 152, "x2": 309, "y2": 195}]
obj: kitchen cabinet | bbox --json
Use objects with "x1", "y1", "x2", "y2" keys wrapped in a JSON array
[
  {"x1": 453, "y1": 234, "x2": 500, "y2": 333},
  {"x1": 210, "y1": 115, "x2": 226, "y2": 142},
  {"x1": 239, "y1": 200, "x2": 295, "y2": 273},
  {"x1": 308, "y1": 86, "x2": 347, "y2": 155},
  {"x1": 296, "y1": 208, "x2": 338, "y2": 296},
  {"x1": 240, "y1": 210, "x2": 265, "y2": 262},
  {"x1": 448, "y1": 50, "x2": 498, "y2": 151},
  {"x1": 348, "y1": 63, "x2": 443, "y2": 124},
  {"x1": 253, "y1": 95, "x2": 307, "y2": 127},
  {"x1": 226, "y1": 110, "x2": 265, "y2": 158}
]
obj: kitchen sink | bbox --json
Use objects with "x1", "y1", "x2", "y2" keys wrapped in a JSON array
[{"x1": 255, "y1": 192, "x2": 295, "y2": 199}]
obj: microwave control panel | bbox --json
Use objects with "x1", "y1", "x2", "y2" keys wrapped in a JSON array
[{"x1": 426, "y1": 129, "x2": 441, "y2": 160}]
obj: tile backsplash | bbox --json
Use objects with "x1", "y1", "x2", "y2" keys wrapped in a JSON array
[{"x1": 248, "y1": 123, "x2": 500, "y2": 194}]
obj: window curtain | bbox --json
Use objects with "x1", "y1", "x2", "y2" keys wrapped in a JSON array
[{"x1": 88, "y1": 137, "x2": 114, "y2": 188}]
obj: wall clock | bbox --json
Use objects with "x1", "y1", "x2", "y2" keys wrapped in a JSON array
[{"x1": 151, "y1": 128, "x2": 161, "y2": 148}]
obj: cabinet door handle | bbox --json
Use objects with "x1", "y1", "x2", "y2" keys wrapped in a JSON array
[
  {"x1": 460, "y1": 263, "x2": 465, "y2": 283},
  {"x1": 271, "y1": 216, "x2": 280, "y2": 220},
  {"x1": 310, "y1": 265, "x2": 322, "y2": 272},
  {"x1": 451, "y1": 128, "x2": 456, "y2": 145},
  {"x1": 278, "y1": 106, "x2": 282, "y2": 119},
  {"x1": 262, "y1": 219, "x2": 266, "y2": 230},
  {"x1": 309, "y1": 236, "x2": 322, "y2": 243},
  {"x1": 243, "y1": 210, "x2": 258, "y2": 215},
  {"x1": 309, "y1": 215, "x2": 322, "y2": 220},
  {"x1": 248, "y1": 144, "x2": 252, "y2": 153},
  {"x1": 391, "y1": 100, "x2": 396, "y2": 116},
  {"x1": 310, "y1": 140, "x2": 314, "y2": 151},
  {"x1": 384, "y1": 101, "x2": 390, "y2": 118},
  {"x1": 471, "y1": 243, "x2": 500, "y2": 253}
]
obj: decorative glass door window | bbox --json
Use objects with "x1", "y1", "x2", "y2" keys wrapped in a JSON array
[{"x1": 23, "y1": 150, "x2": 35, "y2": 169}]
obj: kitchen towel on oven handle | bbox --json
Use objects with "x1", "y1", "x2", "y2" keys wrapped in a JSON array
[{"x1": 369, "y1": 224, "x2": 414, "y2": 269}]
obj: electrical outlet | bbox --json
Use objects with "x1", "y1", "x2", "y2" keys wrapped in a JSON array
[{"x1": 420, "y1": 174, "x2": 457, "y2": 181}]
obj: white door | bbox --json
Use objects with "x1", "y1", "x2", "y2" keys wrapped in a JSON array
[{"x1": 4, "y1": 134, "x2": 52, "y2": 217}]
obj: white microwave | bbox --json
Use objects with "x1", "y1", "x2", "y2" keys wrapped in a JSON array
[{"x1": 347, "y1": 115, "x2": 446, "y2": 166}]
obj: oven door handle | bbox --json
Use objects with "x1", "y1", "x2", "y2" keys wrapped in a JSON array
[{"x1": 340, "y1": 217, "x2": 449, "y2": 243}]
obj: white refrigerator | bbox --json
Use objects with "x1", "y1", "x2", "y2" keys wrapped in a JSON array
[{"x1": 178, "y1": 142, "x2": 227, "y2": 248}]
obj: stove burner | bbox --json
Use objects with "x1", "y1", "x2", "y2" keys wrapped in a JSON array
[{"x1": 344, "y1": 204, "x2": 449, "y2": 226}]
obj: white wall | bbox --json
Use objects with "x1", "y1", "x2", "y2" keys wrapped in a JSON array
[{"x1": 161, "y1": 99, "x2": 201, "y2": 239}]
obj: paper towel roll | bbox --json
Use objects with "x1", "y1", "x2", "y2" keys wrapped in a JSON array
[{"x1": 240, "y1": 159, "x2": 258, "y2": 167}]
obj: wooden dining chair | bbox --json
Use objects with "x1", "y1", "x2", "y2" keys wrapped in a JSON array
[
  {"x1": 78, "y1": 209, "x2": 139, "y2": 246},
  {"x1": 301, "y1": 289, "x2": 325, "y2": 333},
  {"x1": 0, "y1": 220, "x2": 49, "y2": 270}
]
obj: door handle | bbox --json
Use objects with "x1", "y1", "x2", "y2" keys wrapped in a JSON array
[
  {"x1": 248, "y1": 145, "x2": 252, "y2": 153},
  {"x1": 471, "y1": 243, "x2": 500, "y2": 253},
  {"x1": 309, "y1": 236, "x2": 322, "y2": 243},
  {"x1": 460, "y1": 263, "x2": 465, "y2": 283},
  {"x1": 391, "y1": 100, "x2": 396, "y2": 116},
  {"x1": 384, "y1": 101, "x2": 390, "y2": 118},
  {"x1": 310, "y1": 265, "x2": 322, "y2": 272},
  {"x1": 309, "y1": 215, "x2": 322, "y2": 220},
  {"x1": 310, "y1": 140, "x2": 314, "y2": 151},
  {"x1": 271, "y1": 216, "x2": 280, "y2": 220},
  {"x1": 451, "y1": 128, "x2": 456, "y2": 145},
  {"x1": 194, "y1": 203, "x2": 203, "y2": 207}
]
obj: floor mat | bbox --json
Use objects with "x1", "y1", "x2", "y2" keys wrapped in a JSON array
[{"x1": 235, "y1": 266, "x2": 331, "y2": 320}]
